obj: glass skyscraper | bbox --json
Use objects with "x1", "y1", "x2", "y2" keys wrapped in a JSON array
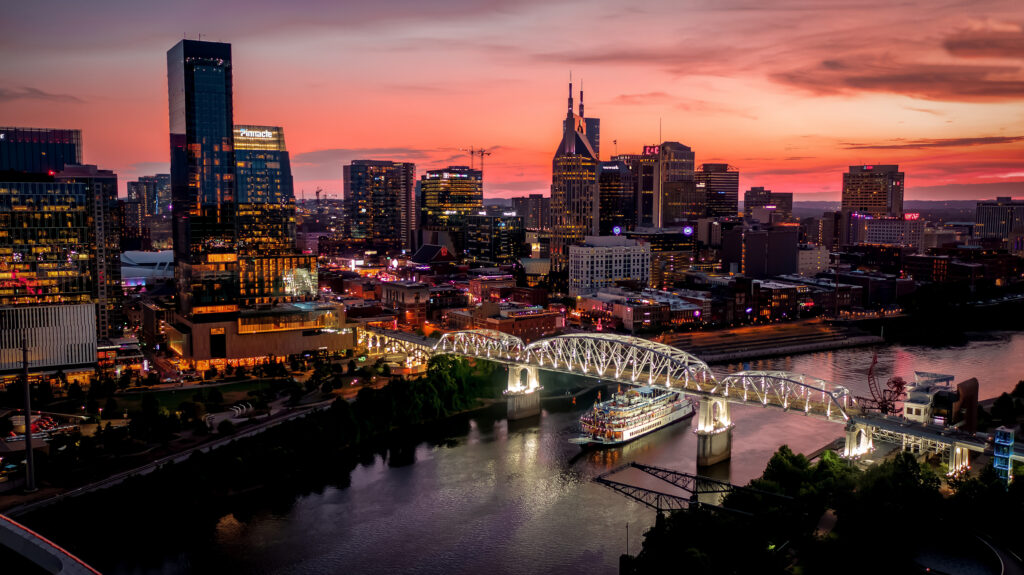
[
  {"x1": 420, "y1": 165, "x2": 483, "y2": 228},
  {"x1": 841, "y1": 165, "x2": 904, "y2": 218},
  {"x1": 168, "y1": 39, "x2": 239, "y2": 315},
  {"x1": 598, "y1": 161, "x2": 634, "y2": 235}
]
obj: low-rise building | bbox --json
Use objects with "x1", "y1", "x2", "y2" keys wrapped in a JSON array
[{"x1": 381, "y1": 280, "x2": 430, "y2": 328}]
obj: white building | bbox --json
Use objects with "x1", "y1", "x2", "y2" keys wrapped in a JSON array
[
  {"x1": 861, "y1": 217, "x2": 925, "y2": 250},
  {"x1": 797, "y1": 244, "x2": 830, "y2": 276},
  {"x1": 568, "y1": 236, "x2": 651, "y2": 297},
  {"x1": 0, "y1": 303, "x2": 97, "y2": 377}
]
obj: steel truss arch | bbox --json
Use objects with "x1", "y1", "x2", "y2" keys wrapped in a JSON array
[
  {"x1": 433, "y1": 329, "x2": 525, "y2": 361},
  {"x1": 520, "y1": 333, "x2": 714, "y2": 387},
  {"x1": 713, "y1": 370, "x2": 857, "y2": 423}
]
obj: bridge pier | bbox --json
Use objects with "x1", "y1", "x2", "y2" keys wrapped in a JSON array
[
  {"x1": 842, "y1": 422, "x2": 874, "y2": 459},
  {"x1": 949, "y1": 442, "x2": 970, "y2": 476},
  {"x1": 506, "y1": 365, "x2": 541, "y2": 420},
  {"x1": 696, "y1": 398, "x2": 733, "y2": 467}
]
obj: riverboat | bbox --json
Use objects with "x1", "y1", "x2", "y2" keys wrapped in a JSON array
[{"x1": 570, "y1": 386, "x2": 695, "y2": 447}]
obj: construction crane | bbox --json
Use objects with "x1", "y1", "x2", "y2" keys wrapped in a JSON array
[
  {"x1": 858, "y1": 352, "x2": 907, "y2": 415},
  {"x1": 460, "y1": 147, "x2": 493, "y2": 173}
]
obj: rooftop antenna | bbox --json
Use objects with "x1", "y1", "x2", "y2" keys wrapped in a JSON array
[
  {"x1": 659, "y1": 117, "x2": 662, "y2": 145},
  {"x1": 579, "y1": 79, "x2": 584, "y2": 117}
]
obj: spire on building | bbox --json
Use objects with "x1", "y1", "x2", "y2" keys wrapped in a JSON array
[
  {"x1": 579, "y1": 80, "x2": 584, "y2": 118},
  {"x1": 567, "y1": 73, "x2": 574, "y2": 117}
]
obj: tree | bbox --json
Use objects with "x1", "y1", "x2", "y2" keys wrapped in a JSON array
[
  {"x1": 224, "y1": 363, "x2": 235, "y2": 377},
  {"x1": 992, "y1": 392, "x2": 1017, "y2": 426},
  {"x1": 144, "y1": 372, "x2": 161, "y2": 387},
  {"x1": 103, "y1": 397, "x2": 119, "y2": 419},
  {"x1": 217, "y1": 419, "x2": 236, "y2": 435},
  {"x1": 235, "y1": 365, "x2": 248, "y2": 379},
  {"x1": 205, "y1": 365, "x2": 219, "y2": 380},
  {"x1": 67, "y1": 382, "x2": 85, "y2": 403}
]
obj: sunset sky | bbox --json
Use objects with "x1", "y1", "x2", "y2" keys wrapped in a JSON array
[{"x1": 2, "y1": 0, "x2": 1023, "y2": 200}]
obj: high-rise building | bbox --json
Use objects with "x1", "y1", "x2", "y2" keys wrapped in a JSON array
[
  {"x1": 420, "y1": 165, "x2": 483, "y2": 229},
  {"x1": 344, "y1": 160, "x2": 416, "y2": 253},
  {"x1": 234, "y1": 125, "x2": 296, "y2": 255},
  {"x1": 56, "y1": 165, "x2": 124, "y2": 339},
  {"x1": 551, "y1": 82, "x2": 599, "y2": 272},
  {"x1": 0, "y1": 127, "x2": 83, "y2": 175},
  {"x1": 975, "y1": 197, "x2": 1024, "y2": 242},
  {"x1": 168, "y1": 39, "x2": 239, "y2": 315},
  {"x1": 127, "y1": 173, "x2": 171, "y2": 218},
  {"x1": 626, "y1": 228, "x2": 697, "y2": 289},
  {"x1": 465, "y1": 214, "x2": 525, "y2": 264},
  {"x1": 233, "y1": 125, "x2": 315, "y2": 306},
  {"x1": 568, "y1": 236, "x2": 650, "y2": 297},
  {"x1": 0, "y1": 179, "x2": 97, "y2": 383},
  {"x1": 118, "y1": 197, "x2": 148, "y2": 251},
  {"x1": 654, "y1": 142, "x2": 696, "y2": 227},
  {"x1": 614, "y1": 148, "x2": 658, "y2": 228},
  {"x1": 598, "y1": 161, "x2": 634, "y2": 235},
  {"x1": 696, "y1": 163, "x2": 739, "y2": 218},
  {"x1": 511, "y1": 194, "x2": 551, "y2": 230},
  {"x1": 744, "y1": 186, "x2": 793, "y2": 220},
  {"x1": 841, "y1": 165, "x2": 904, "y2": 218}
]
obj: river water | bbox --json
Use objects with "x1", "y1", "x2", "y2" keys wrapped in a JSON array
[{"x1": 36, "y1": 332, "x2": 1024, "y2": 574}]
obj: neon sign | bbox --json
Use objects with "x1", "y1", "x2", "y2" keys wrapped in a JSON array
[
  {"x1": 239, "y1": 128, "x2": 274, "y2": 138},
  {"x1": 682, "y1": 226, "x2": 694, "y2": 236},
  {"x1": 642, "y1": 145, "x2": 660, "y2": 156},
  {"x1": 612, "y1": 226, "x2": 622, "y2": 236},
  {"x1": 904, "y1": 213, "x2": 920, "y2": 221}
]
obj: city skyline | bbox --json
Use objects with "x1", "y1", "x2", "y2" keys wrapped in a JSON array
[{"x1": 2, "y1": 0, "x2": 1023, "y2": 201}]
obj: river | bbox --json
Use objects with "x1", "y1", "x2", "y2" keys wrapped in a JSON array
[{"x1": 27, "y1": 332, "x2": 1024, "y2": 574}]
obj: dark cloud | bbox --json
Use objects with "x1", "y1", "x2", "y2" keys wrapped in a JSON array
[
  {"x1": 906, "y1": 180, "x2": 1024, "y2": 201},
  {"x1": 0, "y1": 86, "x2": 82, "y2": 103},
  {"x1": 772, "y1": 58, "x2": 1024, "y2": 102},
  {"x1": 944, "y1": 29, "x2": 1024, "y2": 59},
  {"x1": 842, "y1": 136, "x2": 1024, "y2": 150},
  {"x1": 293, "y1": 147, "x2": 433, "y2": 165}
]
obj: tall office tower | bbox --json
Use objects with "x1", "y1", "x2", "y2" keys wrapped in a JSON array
[
  {"x1": 465, "y1": 214, "x2": 525, "y2": 264},
  {"x1": 614, "y1": 148, "x2": 658, "y2": 228},
  {"x1": 420, "y1": 165, "x2": 483, "y2": 228},
  {"x1": 654, "y1": 142, "x2": 696, "y2": 227},
  {"x1": 234, "y1": 125, "x2": 315, "y2": 306},
  {"x1": 696, "y1": 163, "x2": 739, "y2": 218},
  {"x1": 579, "y1": 89, "x2": 600, "y2": 159},
  {"x1": 626, "y1": 228, "x2": 697, "y2": 289},
  {"x1": 551, "y1": 82, "x2": 599, "y2": 272},
  {"x1": 974, "y1": 197, "x2": 1024, "y2": 242},
  {"x1": 343, "y1": 160, "x2": 416, "y2": 253},
  {"x1": 0, "y1": 179, "x2": 97, "y2": 384},
  {"x1": 744, "y1": 186, "x2": 793, "y2": 220},
  {"x1": 234, "y1": 125, "x2": 295, "y2": 255},
  {"x1": 841, "y1": 165, "x2": 904, "y2": 218},
  {"x1": 168, "y1": 39, "x2": 239, "y2": 315},
  {"x1": 0, "y1": 127, "x2": 83, "y2": 174},
  {"x1": 511, "y1": 194, "x2": 551, "y2": 229},
  {"x1": 56, "y1": 165, "x2": 124, "y2": 339},
  {"x1": 598, "y1": 161, "x2": 635, "y2": 235},
  {"x1": 127, "y1": 173, "x2": 171, "y2": 217}
]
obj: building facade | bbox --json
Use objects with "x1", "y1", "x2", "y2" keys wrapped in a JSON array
[
  {"x1": 841, "y1": 165, "x2": 904, "y2": 218},
  {"x1": 420, "y1": 166, "x2": 483, "y2": 228},
  {"x1": 975, "y1": 197, "x2": 1024, "y2": 243},
  {"x1": 597, "y1": 161, "x2": 635, "y2": 235},
  {"x1": 0, "y1": 127, "x2": 83, "y2": 175},
  {"x1": 465, "y1": 214, "x2": 525, "y2": 264},
  {"x1": 56, "y1": 165, "x2": 124, "y2": 339},
  {"x1": 344, "y1": 160, "x2": 416, "y2": 253},
  {"x1": 744, "y1": 187, "x2": 793, "y2": 220},
  {"x1": 696, "y1": 163, "x2": 739, "y2": 218},
  {"x1": 511, "y1": 194, "x2": 551, "y2": 230},
  {"x1": 568, "y1": 236, "x2": 651, "y2": 297}
]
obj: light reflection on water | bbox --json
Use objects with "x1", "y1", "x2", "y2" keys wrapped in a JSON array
[{"x1": 103, "y1": 333, "x2": 1023, "y2": 574}]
